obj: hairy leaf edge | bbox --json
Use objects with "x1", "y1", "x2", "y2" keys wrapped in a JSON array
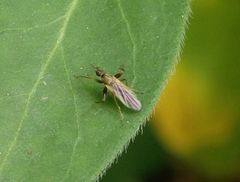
[{"x1": 92, "y1": 2, "x2": 192, "y2": 182}]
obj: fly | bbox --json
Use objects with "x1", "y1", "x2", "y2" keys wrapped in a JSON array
[{"x1": 75, "y1": 66, "x2": 142, "y2": 119}]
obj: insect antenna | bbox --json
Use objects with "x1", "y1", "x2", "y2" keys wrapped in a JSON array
[
  {"x1": 90, "y1": 64, "x2": 99, "y2": 70},
  {"x1": 74, "y1": 74, "x2": 95, "y2": 80},
  {"x1": 74, "y1": 74, "x2": 103, "y2": 84}
]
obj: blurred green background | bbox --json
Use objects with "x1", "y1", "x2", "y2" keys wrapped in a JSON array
[{"x1": 102, "y1": 0, "x2": 240, "y2": 181}]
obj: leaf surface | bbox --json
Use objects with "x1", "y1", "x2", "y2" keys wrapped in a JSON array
[{"x1": 0, "y1": 0, "x2": 190, "y2": 181}]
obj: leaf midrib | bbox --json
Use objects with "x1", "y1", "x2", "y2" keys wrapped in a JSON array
[{"x1": 0, "y1": 0, "x2": 79, "y2": 173}]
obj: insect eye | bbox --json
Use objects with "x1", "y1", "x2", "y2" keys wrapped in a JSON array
[
  {"x1": 96, "y1": 70, "x2": 101, "y2": 76},
  {"x1": 96, "y1": 69, "x2": 105, "y2": 77}
]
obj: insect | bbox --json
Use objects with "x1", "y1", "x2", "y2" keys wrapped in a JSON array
[{"x1": 75, "y1": 66, "x2": 142, "y2": 119}]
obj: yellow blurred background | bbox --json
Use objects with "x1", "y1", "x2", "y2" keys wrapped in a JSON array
[
  {"x1": 152, "y1": 0, "x2": 240, "y2": 180},
  {"x1": 103, "y1": 0, "x2": 240, "y2": 181}
]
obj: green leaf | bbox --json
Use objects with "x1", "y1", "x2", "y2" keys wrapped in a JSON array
[{"x1": 0, "y1": 0, "x2": 190, "y2": 181}]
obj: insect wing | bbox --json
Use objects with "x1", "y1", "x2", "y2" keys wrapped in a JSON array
[{"x1": 112, "y1": 81, "x2": 141, "y2": 111}]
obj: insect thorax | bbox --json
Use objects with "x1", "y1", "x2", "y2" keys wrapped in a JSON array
[{"x1": 102, "y1": 75, "x2": 115, "y2": 85}]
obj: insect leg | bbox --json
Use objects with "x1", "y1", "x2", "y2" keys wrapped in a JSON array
[
  {"x1": 95, "y1": 86, "x2": 108, "y2": 103},
  {"x1": 74, "y1": 75, "x2": 103, "y2": 84},
  {"x1": 113, "y1": 94, "x2": 124, "y2": 120},
  {"x1": 131, "y1": 88, "x2": 144, "y2": 94},
  {"x1": 114, "y1": 67, "x2": 125, "y2": 78},
  {"x1": 102, "y1": 86, "x2": 108, "y2": 101},
  {"x1": 120, "y1": 78, "x2": 128, "y2": 85}
]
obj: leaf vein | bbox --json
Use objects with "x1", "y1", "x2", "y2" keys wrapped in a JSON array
[
  {"x1": 60, "y1": 45, "x2": 81, "y2": 181},
  {"x1": 0, "y1": 93, "x2": 28, "y2": 101},
  {"x1": 0, "y1": 0, "x2": 79, "y2": 173},
  {"x1": 0, "y1": 15, "x2": 66, "y2": 35},
  {"x1": 116, "y1": 0, "x2": 137, "y2": 87}
]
